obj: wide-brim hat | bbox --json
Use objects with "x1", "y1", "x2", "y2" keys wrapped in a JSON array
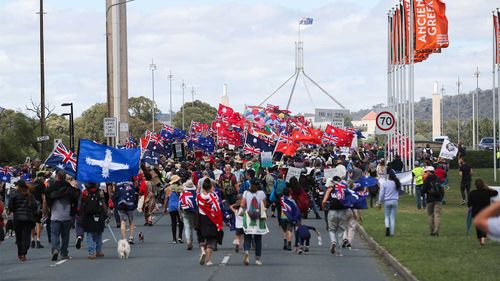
[
  {"x1": 169, "y1": 175, "x2": 181, "y2": 184},
  {"x1": 183, "y1": 180, "x2": 194, "y2": 189},
  {"x1": 424, "y1": 166, "x2": 435, "y2": 172}
]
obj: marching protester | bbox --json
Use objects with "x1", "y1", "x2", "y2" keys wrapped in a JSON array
[
  {"x1": 378, "y1": 171, "x2": 401, "y2": 237},
  {"x1": 412, "y1": 161, "x2": 425, "y2": 210},
  {"x1": 468, "y1": 179, "x2": 498, "y2": 246},
  {"x1": 180, "y1": 180, "x2": 197, "y2": 250},
  {"x1": 196, "y1": 178, "x2": 223, "y2": 266},
  {"x1": 164, "y1": 174, "x2": 184, "y2": 244},
  {"x1": 322, "y1": 179, "x2": 348, "y2": 257},
  {"x1": 79, "y1": 183, "x2": 107, "y2": 259},
  {"x1": 241, "y1": 177, "x2": 268, "y2": 265},
  {"x1": 422, "y1": 166, "x2": 444, "y2": 237},
  {"x1": 459, "y1": 158, "x2": 473, "y2": 205},
  {"x1": 8, "y1": 180, "x2": 38, "y2": 261},
  {"x1": 45, "y1": 171, "x2": 79, "y2": 261},
  {"x1": 31, "y1": 172, "x2": 46, "y2": 249},
  {"x1": 115, "y1": 182, "x2": 137, "y2": 244}
]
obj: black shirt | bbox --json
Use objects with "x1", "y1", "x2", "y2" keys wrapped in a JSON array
[
  {"x1": 459, "y1": 163, "x2": 472, "y2": 182},
  {"x1": 468, "y1": 189, "x2": 498, "y2": 217}
]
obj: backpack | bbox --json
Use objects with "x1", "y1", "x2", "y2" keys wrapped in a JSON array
[
  {"x1": 247, "y1": 194, "x2": 261, "y2": 220},
  {"x1": 116, "y1": 183, "x2": 137, "y2": 211},
  {"x1": 274, "y1": 179, "x2": 287, "y2": 196},
  {"x1": 83, "y1": 190, "x2": 104, "y2": 216},
  {"x1": 221, "y1": 174, "x2": 236, "y2": 196},
  {"x1": 428, "y1": 178, "x2": 444, "y2": 199},
  {"x1": 168, "y1": 192, "x2": 180, "y2": 212},
  {"x1": 263, "y1": 173, "x2": 277, "y2": 194},
  {"x1": 296, "y1": 190, "x2": 310, "y2": 212}
]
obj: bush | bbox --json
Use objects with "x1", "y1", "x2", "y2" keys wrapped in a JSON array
[{"x1": 442, "y1": 150, "x2": 495, "y2": 169}]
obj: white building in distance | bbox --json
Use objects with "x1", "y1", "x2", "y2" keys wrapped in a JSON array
[{"x1": 352, "y1": 111, "x2": 377, "y2": 137}]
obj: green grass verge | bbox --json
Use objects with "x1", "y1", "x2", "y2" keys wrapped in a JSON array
[{"x1": 361, "y1": 168, "x2": 500, "y2": 281}]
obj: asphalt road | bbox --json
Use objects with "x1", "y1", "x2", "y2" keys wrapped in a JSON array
[{"x1": 0, "y1": 212, "x2": 397, "y2": 281}]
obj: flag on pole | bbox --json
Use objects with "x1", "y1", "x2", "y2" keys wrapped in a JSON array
[
  {"x1": 44, "y1": 142, "x2": 77, "y2": 177},
  {"x1": 299, "y1": 17, "x2": 313, "y2": 25}
]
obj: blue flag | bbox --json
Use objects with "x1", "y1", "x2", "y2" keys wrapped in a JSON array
[
  {"x1": 44, "y1": 142, "x2": 77, "y2": 177},
  {"x1": 76, "y1": 139, "x2": 140, "y2": 183},
  {"x1": 142, "y1": 150, "x2": 161, "y2": 165},
  {"x1": 0, "y1": 166, "x2": 13, "y2": 183}
]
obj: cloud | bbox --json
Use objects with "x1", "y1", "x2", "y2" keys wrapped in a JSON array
[{"x1": 0, "y1": 0, "x2": 498, "y2": 119}]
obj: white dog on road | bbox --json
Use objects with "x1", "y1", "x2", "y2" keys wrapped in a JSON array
[{"x1": 117, "y1": 239, "x2": 130, "y2": 259}]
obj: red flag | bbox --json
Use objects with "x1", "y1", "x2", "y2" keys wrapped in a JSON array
[
  {"x1": 275, "y1": 141, "x2": 299, "y2": 156},
  {"x1": 325, "y1": 125, "x2": 354, "y2": 147},
  {"x1": 218, "y1": 104, "x2": 234, "y2": 119},
  {"x1": 292, "y1": 128, "x2": 322, "y2": 145}
]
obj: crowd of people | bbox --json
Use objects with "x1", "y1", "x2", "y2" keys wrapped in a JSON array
[{"x1": 1, "y1": 143, "x2": 499, "y2": 265}]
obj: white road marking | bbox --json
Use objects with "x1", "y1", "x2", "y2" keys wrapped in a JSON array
[
  {"x1": 52, "y1": 259, "x2": 68, "y2": 267},
  {"x1": 221, "y1": 255, "x2": 231, "y2": 265},
  {"x1": 103, "y1": 239, "x2": 110, "y2": 243}
]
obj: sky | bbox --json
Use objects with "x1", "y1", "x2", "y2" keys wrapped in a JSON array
[{"x1": 0, "y1": 0, "x2": 498, "y2": 117}]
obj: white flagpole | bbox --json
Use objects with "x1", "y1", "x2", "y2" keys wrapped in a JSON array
[
  {"x1": 387, "y1": 12, "x2": 392, "y2": 162},
  {"x1": 400, "y1": 1, "x2": 408, "y2": 170},
  {"x1": 493, "y1": 10, "x2": 497, "y2": 182},
  {"x1": 409, "y1": 0, "x2": 415, "y2": 168}
]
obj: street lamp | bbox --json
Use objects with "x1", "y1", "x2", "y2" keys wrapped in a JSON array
[
  {"x1": 149, "y1": 59, "x2": 157, "y2": 132},
  {"x1": 181, "y1": 80, "x2": 186, "y2": 130},
  {"x1": 166, "y1": 71, "x2": 174, "y2": 127},
  {"x1": 61, "y1": 103, "x2": 74, "y2": 152}
]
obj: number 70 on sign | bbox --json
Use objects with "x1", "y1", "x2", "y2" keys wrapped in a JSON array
[{"x1": 375, "y1": 111, "x2": 396, "y2": 134}]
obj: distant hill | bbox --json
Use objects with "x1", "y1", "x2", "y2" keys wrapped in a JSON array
[{"x1": 350, "y1": 88, "x2": 498, "y2": 122}]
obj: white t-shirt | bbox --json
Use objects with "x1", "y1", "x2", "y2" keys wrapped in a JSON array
[
  {"x1": 487, "y1": 216, "x2": 500, "y2": 241},
  {"x1": 243, "y1": 190, "x2": 266, "y2": 210},
  {"x1": 235, "y1": 208, "x2": 243, "y2": 229}
]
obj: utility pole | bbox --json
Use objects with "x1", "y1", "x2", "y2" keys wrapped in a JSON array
[
  {"x1": 166, "y1": 72, "x2": 174, "y2": 127},
  {"x1": 150, "y1": 59, "x2": 157, "y2": 132},
  {"x1": 38, "y1": 0, "x2": 46, "y2": 160},
  {"x1": 181, "y1": 80, "x2": 186, "y2": 130},
  {"x1": 456, "y1": 76, "x2": 462, "y2": 143}
]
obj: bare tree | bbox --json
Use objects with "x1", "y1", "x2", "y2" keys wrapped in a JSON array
[{"x1": 26, "y1": 98, "x2": 55, "y2": 129}]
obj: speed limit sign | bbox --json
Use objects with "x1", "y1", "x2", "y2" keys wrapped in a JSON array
[{"x1": 375, "y1": 110, "x2": 396, "y2": 134}]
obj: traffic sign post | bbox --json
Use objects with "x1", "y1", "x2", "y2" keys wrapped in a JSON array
[
  {"x1": 103, "y1": 117, "x2": 117, "y2": 138},
  {"x1": 375, "y1": 110, "x2": 396, "y2": 134},
  {"x1": 37, "y1": 135, "x2": 50, "y2": 142}
]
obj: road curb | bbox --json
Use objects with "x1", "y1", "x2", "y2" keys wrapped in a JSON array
[{"x1": 356, "y1": 224, "x2": 419, "y2": 281}]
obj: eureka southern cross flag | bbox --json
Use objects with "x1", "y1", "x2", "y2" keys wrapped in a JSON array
[{"x1": 76, "y1": 139, "x2": 140, "y2": 183}]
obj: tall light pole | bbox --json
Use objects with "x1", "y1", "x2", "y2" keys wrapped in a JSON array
[
  {"x1": 181, "y1": 80, "x2": 186, "y2": 130},
  {"x1": 166, "y1": 71, "x2": 174, "y2": 127},
  {"x1": 106, "y1": 0, "x2": 134, "y2": 146},
  {"x1": 474, "y1": 67, "x2": 481, "y2": 145},
  {"x1": 38, "y1": 0, "x2": 46, "y2": 160},
  {"x1": 191, "y1": 87, "x2": 196, "y2": 105},
  {"x1": 149, "y1": 59, "x2": 157, "y2": 132},
  {"x1": 456, "y1": 76, "x2": 462, "y2": 143},
  {"x1": 61, "y1": 103, "x2": 74, "y2": 152}
]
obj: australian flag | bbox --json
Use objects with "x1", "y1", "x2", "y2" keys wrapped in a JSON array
[
  {"x1": 299, "y1": 17, "x2": 313, "y2": 25},
  {"x1": 0, "y1": 166, "x2": 14, "y2": 183},
  {"x1": 192, "y1": 136, "x2": 215, "y2": 153},
  {"x1": 244, "y1": 133, "x2": 275, "y2": 155},
  {"x1": 146, "y1": 137, "x2": 172, "y2": 158},
  {"x1": 44, "y1": 142, "x2": 77, "y2": 177},
  {"x1": 76, "y1": 139, "x2": 141, "y2": 183}
]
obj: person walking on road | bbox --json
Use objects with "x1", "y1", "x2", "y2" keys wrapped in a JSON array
[
  {"x1": 80, "y1": 183, "x2": 107, "y2": 259},
  {"x1": 196, "y1": 178, "x2": 223, "y2": 266},
  {"x1": 164, "y1": 174, "x2": 184, "y2": 244},
  {"x1": 180, "y1": 180, "x2": 197, "y2": 250},
  {"x1": 412, "y1": 162, "x2": 425, "y2": 210},
  {"x1": 422, "y1": 166, "x2": 444, "y2": 236},
  {"x1": 468, "y1": 179, "x2": 498, "y2": 246},
  {"x1": 45, "y1": 171, "x2": 78, "y2": 261},
  {"x1": 8, "y1": 180, "x2": 38, "y2": 261},
  {"x1": 378, "y1": 171, "x2": 401, "y2": 237},
  {"x1": 115, "y1": 181, "x2": 137, "y2": 244},
  {"x1": 459, "y1": 158, "x2": 473, "y2": 205},
  {"x1": 241, "y1": 178, "x2": 268, "y2": 266},
  {"x1": 322, "y1": 180, "x2": 348, "y2": 256}
]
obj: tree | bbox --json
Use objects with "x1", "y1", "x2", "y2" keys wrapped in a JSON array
[
  {"x1": 172, "y1": 100, "x2": 217, "y2": 129},
  {"x1": 129, "y1": 96, "x2": 160, "y2": 124},
  {"x1": 74, "y1": 103, "x2": 107, "y2": 143},
  {"x1": 0, "y1": 109, "x2": 38, "y2": 165}
]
